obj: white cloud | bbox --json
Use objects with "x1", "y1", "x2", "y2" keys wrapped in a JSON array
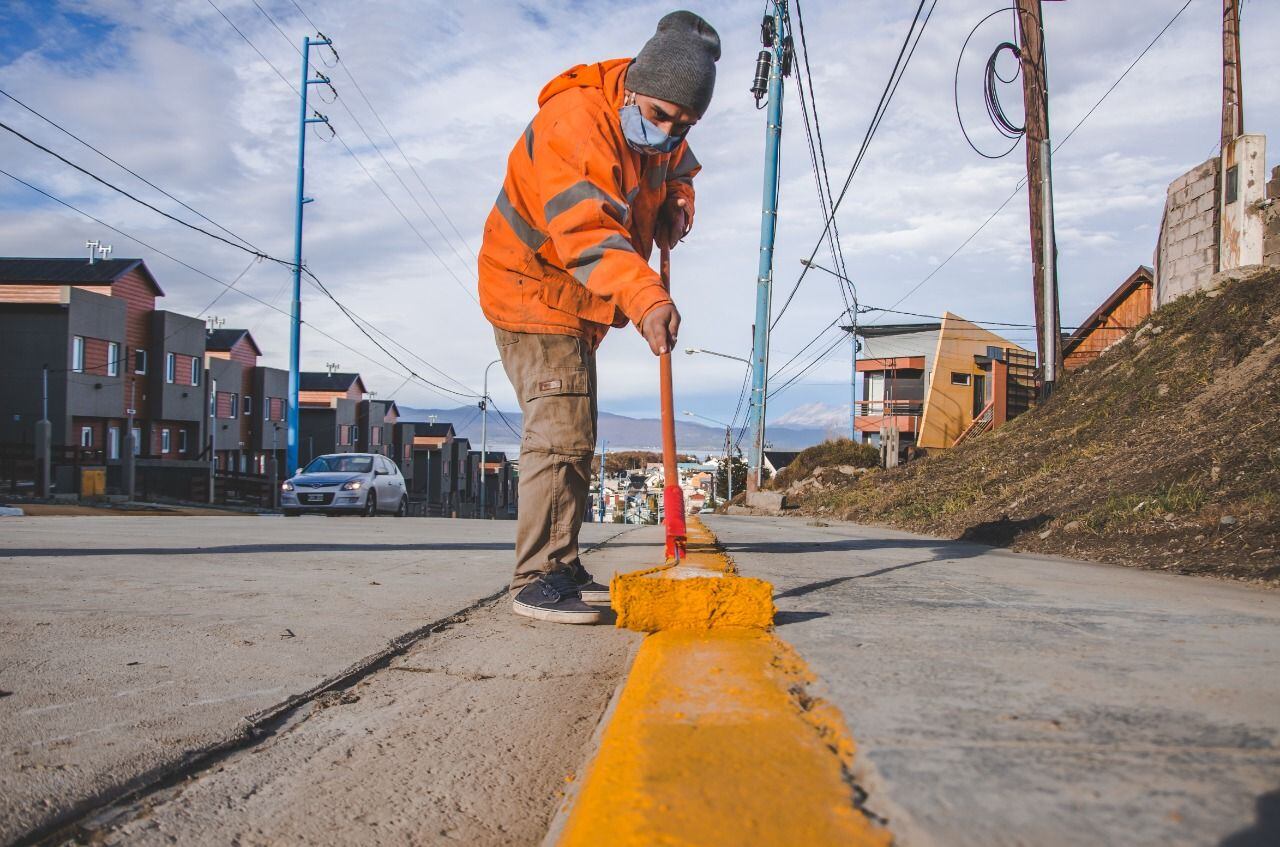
[{"x1": 1, "y1": 0, "x2": 1276, "y2": 426}]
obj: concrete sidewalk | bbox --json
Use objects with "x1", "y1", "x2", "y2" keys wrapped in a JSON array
[
  {"x1": 706, "y1": 514, "x2": 1280, "y2": 847},
  {"x1": 0, "y1": 515, "x2": 639, "y2": 844}
]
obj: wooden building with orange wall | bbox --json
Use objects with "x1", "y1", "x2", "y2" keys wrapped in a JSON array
[{"x1": 1063, "y1": 267, "x2": 1154, "y2": 371}]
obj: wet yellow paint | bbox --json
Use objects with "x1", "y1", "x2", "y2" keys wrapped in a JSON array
[
  {"x1": 611, "y1": 516, "x2": 775, "y2": 632},
  {"x1": 556, "y1": 629, "x2": 891, "y2": 847}
]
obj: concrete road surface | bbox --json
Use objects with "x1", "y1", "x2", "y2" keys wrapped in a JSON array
[
  {"x1": 0, "y1": 515, "x2": 642, "y2": 844},
  {"x1": 706, "y1": 514, "x2": 1280, "y2": 847}
]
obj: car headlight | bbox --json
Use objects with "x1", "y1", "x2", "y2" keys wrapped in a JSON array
[
  {"x1": 281, "y1": 481, "x2": 294, "y2": 491},
  {"x1": 341, "y1": 480, "x2": 363, "y2": 491}
]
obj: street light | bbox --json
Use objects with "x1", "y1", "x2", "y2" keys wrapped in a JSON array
[
  {"x1": 683, "y1": 410, "x2": 736, "y2": 504},
  {"x1": 479, "y1": 358, "x2": 502, "y2": 520},
  {"x1": 684, "y1": 347, "x2": 750, "y2": 365},
  {"x1": 800, "y1": 259, "x2": 859, "y2": 441}
]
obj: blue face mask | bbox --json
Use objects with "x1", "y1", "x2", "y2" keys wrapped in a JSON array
[{"x1": 619, "y1": 103, "x2": 686, "y2": 155}]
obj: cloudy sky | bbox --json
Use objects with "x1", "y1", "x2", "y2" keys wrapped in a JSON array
[{"x1": 2, "y1": 0, "x2": 1275, "y2": 432}]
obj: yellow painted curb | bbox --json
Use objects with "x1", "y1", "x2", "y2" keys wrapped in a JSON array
[
  {"x1": 611, "y1": 516, "x2": 775, "y2": 632},
  {"x1": 555, "y1": 629, "x2": 891, "y2": 847}
]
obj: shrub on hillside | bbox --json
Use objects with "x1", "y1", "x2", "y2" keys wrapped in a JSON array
[{"x1": 771, "y1": 438, "x2": 879, "y2": 490}]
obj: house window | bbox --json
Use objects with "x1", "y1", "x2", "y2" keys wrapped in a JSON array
[
  {"x1": 950, "y1": 372, "x2": 972, "y2": 386},
  {"x1": 229, "y1": 393, "x2": 239, "y2": 418},
  {"x1": 244, "y1": 395, "x2": 253, "y2": 416},
  {"x1": 263, "y1": 397, "x2": 270, "y2": 419},
  {"x1": 107, "y1": 342, "x2": 120, "y2": 377},
  {"x1": 107, "y1": 427, "x2": 120, "y2": 460},
  {"x1": 80, "y1": 426, "x2": 93, "y2": 448},
  {"x1": 134, "y1": 349, "x2": 147, "y2": 375},
  {"x1": 161, "y1": 428, "x2": 171, "y2": 453},
  {"x1": 166, "y1": 353, "x2": 176, "y2": 383},
  {"x1": 190, "y1": 357, "x2": 201, "y2": 386},
  {"x1": 131, "y1": 426, "x2": 141, "y2": 456},
  {"x1": 179, "y1": 429, "x2": 188, "y2": 454},
  {"x1": 72, "y1": 336, "x2": 85, "y2": 373}
]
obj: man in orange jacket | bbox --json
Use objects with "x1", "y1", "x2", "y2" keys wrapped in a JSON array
[{"x1": 479, "y1": 11, "x2": 720, "y2": 624}]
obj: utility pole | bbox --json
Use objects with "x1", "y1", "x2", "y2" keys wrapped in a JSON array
[
  {"x1": 747, "y1": 1, "x2": 790, "y2": 494},
  {"x1": 207, "y1": 377, "x2": 216, "y2": 504},
  {"x1": 36, "y1": 364, "x2": 51, "y2": 498},
  {"x1": 1221, "y1": 0, "x2": 1243, "y2": 152},
  {"x1": 597, "y1": 440, "x2": 608, "y2": 522},
  {"x1": 724, "y1": 425, "x2": 733, "y2": 504},
  {"x1": 479, "y1": 359, "x2": 500, "y2": 519},
  {"x1": 1016, "y1": 0, "x2": 1062, "y2": 398},
  {"x1": 123, "y1": 380, "x2": 136, "y2": 500},
  {"x1": 285, "y1": 35, "x2": 334, "y2": 479}
]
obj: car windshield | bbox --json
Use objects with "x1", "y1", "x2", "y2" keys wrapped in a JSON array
[{"x1": 303, "y1": 456, "x2": 373, "y2": 474}]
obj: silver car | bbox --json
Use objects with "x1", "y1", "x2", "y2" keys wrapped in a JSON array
[{"x1": 281, "y1": 453, "x2": 408, "y2": 517}]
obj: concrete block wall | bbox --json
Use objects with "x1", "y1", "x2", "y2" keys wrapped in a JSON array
[
  {"x1": 1265, "y1": 165, "x2": 1280, "y2": 269},
  {"x1": 1155, "y1": 157, "x2": 1220, "y2": 307}
]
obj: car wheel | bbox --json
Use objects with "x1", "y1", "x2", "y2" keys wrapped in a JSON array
[
  {"x1": 283, "y1": 508, "x2": 300, "y2": 517},
  {"x1": 364, "y1": 491, "x2": 377, "y2": 517},
  {"x1": 395, "y1": 496, "x2": 408, "y2": 517}
]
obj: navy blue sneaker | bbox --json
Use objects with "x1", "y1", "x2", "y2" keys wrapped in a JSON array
[
  {"x1": 570, "y1": 561, "x2": 610, "y2": 604},
  {"x1": 512, "y1": 571, "x2": 603, "y2": 624}
]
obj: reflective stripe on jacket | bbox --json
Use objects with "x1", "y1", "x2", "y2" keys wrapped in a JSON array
[{"x1": 478, "y1": 58, "x2": 701, "y2": 344}]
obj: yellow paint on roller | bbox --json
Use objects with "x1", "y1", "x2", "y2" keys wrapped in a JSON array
[
  {"x1": 611, "y1": 516, "x2": 774, "y2": 632},
  {"x1": 556, "y1": 629, "x2": 891, "y2": 847}
]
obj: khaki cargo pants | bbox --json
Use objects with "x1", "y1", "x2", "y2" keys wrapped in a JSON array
[{"x1": 494, "y1": 327, "x2": 597, "y2": 590}]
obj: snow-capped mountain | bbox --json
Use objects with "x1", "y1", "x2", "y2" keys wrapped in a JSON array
[{"x1": 773, "y1": 402, "x2": 851, "y2": 429}]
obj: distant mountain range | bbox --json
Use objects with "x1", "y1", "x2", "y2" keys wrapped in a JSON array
[{"x1": 397, "y1": 405, "x2": 838, "y2": 456}]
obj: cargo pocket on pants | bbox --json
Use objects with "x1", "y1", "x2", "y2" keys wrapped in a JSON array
[{"x1": 523, "y1": 366, "x2": 595, "y2": 457}]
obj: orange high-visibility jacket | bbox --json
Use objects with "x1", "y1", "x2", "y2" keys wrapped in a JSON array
[{"x1": 478, "y1": 58, "x2": 701, "y2": 343}]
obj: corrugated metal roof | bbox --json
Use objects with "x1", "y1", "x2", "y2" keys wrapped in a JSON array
[
  {"x1": 0, "y1": 257, "x2": 163, "y2": 294},
  {"x1": 850, "y1": 322, "x2": 942, "y2": 338}
]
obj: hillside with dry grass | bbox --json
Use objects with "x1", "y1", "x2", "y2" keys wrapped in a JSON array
[{"x1": 774, "y1": 267, "x2": 1280, "y2": 585}]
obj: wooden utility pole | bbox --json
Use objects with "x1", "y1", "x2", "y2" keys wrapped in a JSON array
[
  {"x1": 1016, "y1": 0, "x2": 1062, "y2": 396},
  {"x1": 1221, "y1": 0, "x2": 1243, "y2": 150}
]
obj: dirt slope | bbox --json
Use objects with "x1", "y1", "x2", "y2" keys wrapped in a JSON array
[{"x1": 783, "y1": 267, "x2": 1280, "y2": 585}]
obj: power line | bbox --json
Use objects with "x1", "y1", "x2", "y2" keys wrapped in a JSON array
[
  {"x1": 791, "y1": 0, "x2": 854, "y2": 306},
  {"x1": 242, "y1": 0, "x2": 477, "y2": 290},
  {"x1": 0, "y1": 118, "x2": 282, "y2": 266},
  {"x1": 1, "y1": 166, "x2": 474, "y2": 406},
  {"x1": 488, "y1": 402, "x2": 523, "y2": 441},
  {"x1": 879, "y1": 0, "x2": 1195, "y2": 317},
  {"x1": 771, "y1": 0, "x2": 938, "y2": 331},
  {"x1": 205, "y1": 0, "x2": 479, "y2": 305},
  {"x1": 0, "y1": 87, "x2": 261, "y2": 252},
  {"x1": 0, "y1": 105, "x2": 479, "y2": 397}
]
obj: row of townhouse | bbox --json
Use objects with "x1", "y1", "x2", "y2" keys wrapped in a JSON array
[
  {"x1": 0, "y1": 257, "x2": 294, "y2": 478},
  {"x1": 0, "y1": 256, "x2": 518, "y2": 515},
  {"x1": 298, "y1": 382, "x2": 517, "y2": 517}
]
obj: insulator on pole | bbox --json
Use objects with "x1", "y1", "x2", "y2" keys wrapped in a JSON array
[{"x1": 751, "y1": 50, "x2": 772, "y2": 104}]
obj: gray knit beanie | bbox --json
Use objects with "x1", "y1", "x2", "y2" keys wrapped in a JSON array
[{"x1": 627, "y1": 11, "x2": 721, "y2": 118}]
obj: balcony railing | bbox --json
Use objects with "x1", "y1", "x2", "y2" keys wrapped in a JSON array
[
  {"x1": 855, "y1": 400, "x2": 924, "y2": 416},
  {"x1": 854, "y1": 400, "x2": 923, "y2": 435}
]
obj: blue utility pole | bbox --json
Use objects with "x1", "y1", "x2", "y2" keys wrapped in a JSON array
[
  {"x1": 747, "y1": 2, "x2": 789, "y2": 493},
  {"x1": 597, "y1": 440, "x2": 607, "y2": 522},
  {"x1": 286, "y1": 35, "x2": 333, "y2": 477}
]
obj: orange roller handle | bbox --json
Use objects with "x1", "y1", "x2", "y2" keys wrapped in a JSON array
[{"x1": 658, "y1": 246, "x2": 686, "y2": 562}]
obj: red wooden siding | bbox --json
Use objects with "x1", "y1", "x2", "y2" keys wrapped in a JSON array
[
  {"x1": 110, "y1": 270, "x2": 157, "y2": 418},
  {"x1": 216, "y1": 391, "x2": 235, "y2": 418},
  {"x1": 228, "y1": 338, "x2": 258, "y2": 369},
  {"x1": 81, "y1": 337, "x2": 111, "y2": 375},
  {"x1": 1064, "y1": 278, "x2": 1154, "y2": 370}
]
